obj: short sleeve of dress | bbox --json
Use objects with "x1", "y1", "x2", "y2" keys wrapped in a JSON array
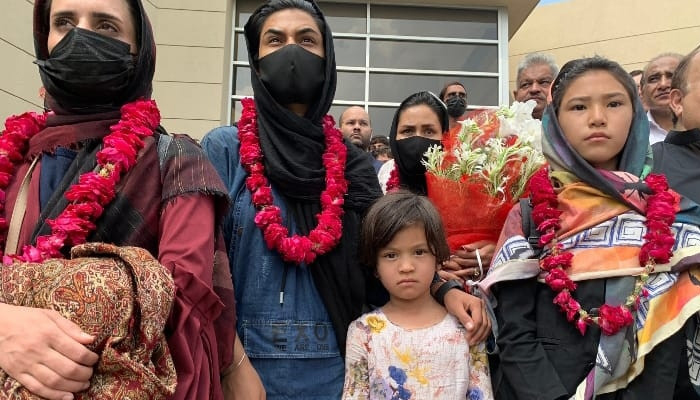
[
  {"x1": 467, "y1": 342, "x2": 495, "y2": 400},
  {"x1": 342, "y1": 319, "x2": 370, "y2": 399}
]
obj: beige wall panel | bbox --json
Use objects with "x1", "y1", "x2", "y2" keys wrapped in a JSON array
[
  {"x1": 147, "y1": 0, "x2": 226, "y2": 12},
  {"x1": 509, "y1": 0, "x2": 700, "y2": 92},
  {"x1": 0, "y1": 0, "x2": 40, "y2": 121},
  {"x1": 545, "y1": 27, "x2": 700, "y2": 70},
  {"x1": 152, "y1": 81, "x2": 223, "y2": 121},
  {"x1": 144, "y1": 2, "x2": 159, "y2": 27},
  {"x1": 155, "y1": 46, "x2": 225, "y2": 84},
  {"x1": 1, "y1": 0, "x2": 35, "y2": 54},
  {"x1": 152, "y1": 9, "x2": 226, "y2": 48},
  {"x1": 510, "y1": 26, "x2": 700, "y2": 87},
  {"x1": 0, "y1": 41, "x2": 42, "y2": 113},
  {"x1": 219, "y1": 1, "x2": 235, "y2": 125},
  {"x1": 511, "y1": 0, "x2": 699, "y2": 55},
  {"x1": 161, "y1": 118, "x2": 222, "y2": 140},
  {"x1": 0, "y1": 90, "x2": 42, "y2": 121}
]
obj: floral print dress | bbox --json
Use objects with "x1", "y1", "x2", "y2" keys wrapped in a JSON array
[{"x1": 342, "y1": 309, "x2": 493, "y2": 400}]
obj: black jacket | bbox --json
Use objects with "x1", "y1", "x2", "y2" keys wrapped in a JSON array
[
  {"x1": 492, "y1": 278, "x2": 602, "y2": 400},
  {"x1": 492, "y1": 265, "x2": 696, "y2": 400}
]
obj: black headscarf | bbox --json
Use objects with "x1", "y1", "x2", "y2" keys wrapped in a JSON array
[
  {"x1": 34, "y1": 0, "x2": 156, "y2": 114},
  {"x1": 388, "y1": 91, "x2": 450, "y2": 195},
  {"x1": 244, "y1": 0, "x2": 382, "y2": 355}
]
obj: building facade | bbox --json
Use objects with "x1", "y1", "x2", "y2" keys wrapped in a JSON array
[
  {"x1": 2, "y1": 0, "x2": 536, "y2": 138},
  {"x1": 4, "y1": 1, "x2": 697, "y2": 137}
]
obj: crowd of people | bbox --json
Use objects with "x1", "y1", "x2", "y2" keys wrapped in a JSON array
[{"x1": 1, "y1": 0, "x2": 700, "y2": 399}]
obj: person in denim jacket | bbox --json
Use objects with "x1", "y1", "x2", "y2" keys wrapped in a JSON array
[{"x1": 202, "y1": 1, "x2": 491, "y2": 398}]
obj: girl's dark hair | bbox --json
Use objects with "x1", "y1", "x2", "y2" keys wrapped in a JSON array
[
  {"x1": 396, "y1": 91, "x2": 450, "y2": 133},
  {"x1": 551, "y1": 56, "x2": 638, "y2": 115},
  {"x1": 360, "y1": 191, "x2": 450, "y2": 271},
  {"x1": 245, "y1": 0, "x2": 325, "y2": 67}
]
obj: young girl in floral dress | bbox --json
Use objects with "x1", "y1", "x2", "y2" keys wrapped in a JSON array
[
  {"x1": 482, "y1": 56, "x2": 700, "y2": 399},
  {"x1": 342, "y1": 191, "x2": 493, "y2": 400}
]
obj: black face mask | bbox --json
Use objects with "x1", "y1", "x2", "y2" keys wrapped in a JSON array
[
  {"x1": 446, "y1": 96, "x2": 467, "y2": 118},
  {"x1": 395, "y1": 136, "x2": 443, "y2": 177},
  {"x1": 258, "y1": 44, "x2": 325, "y2": 106},
  {"x1": 35, "y1": 28, "x2": 135, "y2": 113}
]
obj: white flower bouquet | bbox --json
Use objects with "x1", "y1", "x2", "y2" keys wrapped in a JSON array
[{"x1": 422, "y1": 100, "x2": 546, "y2": 250}]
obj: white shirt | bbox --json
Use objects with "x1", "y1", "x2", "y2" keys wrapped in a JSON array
[
  {"x1": 377, "y1": 159, "x2": 394, "y2": 194},
  {"x1": 647, "y1": 111, "x2": 668, "y2": 145}
]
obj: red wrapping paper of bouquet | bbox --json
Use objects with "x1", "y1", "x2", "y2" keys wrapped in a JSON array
[{"x1": 426, "y1": 173, "x2": 513, "y2": 251}]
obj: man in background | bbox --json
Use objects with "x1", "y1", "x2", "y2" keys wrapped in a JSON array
[
  {"x1": 512, "y1": 52, "x2": 558, "y2": 120},
  {"x1": 652, "y1": 46, "x2": 700, "y2": 205},
  {"x1": 439, "y1": 81, "x2": 468, "y2": 129},
  {"x1": 339, "y1": 106, "x2": 372, "y2": 151},
  {"x1": 642, "y1": 53, "x2": 683, "y2": 144},
  {"x1": 339, "y1": 106, "x2": 386, "y2": 172}
]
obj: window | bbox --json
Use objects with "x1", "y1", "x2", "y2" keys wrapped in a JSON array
[{"x1": 231, "y1": 1, "x2": 506, "y2": 134}]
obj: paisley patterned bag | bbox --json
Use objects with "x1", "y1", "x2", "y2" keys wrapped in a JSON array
[{"x1": 0, "y1": 243, "x2": 177, "y2": 399}]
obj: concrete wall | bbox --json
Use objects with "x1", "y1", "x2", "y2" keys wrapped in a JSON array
[
  {"x1": 146, "y1": 0, "x2": 232, "y2": 139},
  {"x1": 0, "y1": 0, "x2": 232, "y2": 140},
  {"x1": 1, "y1": 0, "x2": 43, "y2": 117},
  {"x1": 509, "y1": 0, "x2": 700, "y2": 94}
]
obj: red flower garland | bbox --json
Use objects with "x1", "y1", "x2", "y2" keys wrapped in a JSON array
[
  {"x1": 0, "y1": 99, "x2": 160, "y2": 264},
  {"x1": 386, "y1": 163, "x2": 400, "y2": 193},
  {"x1": 237, "y1": 98, "x2": 348, "y2": 265},
  {"x1": 529, "y1": 168, "x2": 676, "y2": 336}
]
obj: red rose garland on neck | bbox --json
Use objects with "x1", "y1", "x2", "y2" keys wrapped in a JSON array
[
  {"x1": 529, "y1": 168, "x2": 676, "y2": 336},
  {"x1": 237, "y1": 98, "x2": 348, "y2": 265},
  {"x1": 0, "y1": 99, "x2": 160, "y2": 263}
]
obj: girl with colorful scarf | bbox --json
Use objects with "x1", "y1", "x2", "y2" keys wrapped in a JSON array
[
  {"x1": 0, "y1": 0, "x2": 243, "y2": 399},
  {"x1": 481, "y1": 56, "x2": 700, "y2": 399}
]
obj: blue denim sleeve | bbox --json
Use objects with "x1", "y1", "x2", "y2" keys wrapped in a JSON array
[
  {"x1": 201, "y1": 125, "x2": 240, "y2": 254},
  {"x1": 201, "y1": 126, "x2": 240, "y2": 190}
]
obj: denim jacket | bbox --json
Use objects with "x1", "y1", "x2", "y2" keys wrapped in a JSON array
[{"x1": 202, "y1": 127, "x2": 344, "y2": 399}]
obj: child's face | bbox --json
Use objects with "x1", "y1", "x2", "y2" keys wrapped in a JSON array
[
  {"x1": 376, "y1": 223, "x2": 437, "y2": 303},
  {"x1": 557, "y1": 70, "x2": 633, "y2": 171}
]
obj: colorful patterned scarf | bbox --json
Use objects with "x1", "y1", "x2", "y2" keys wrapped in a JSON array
[{"x1": 482, "y1": 99, "x2": 700, "y2": 398}]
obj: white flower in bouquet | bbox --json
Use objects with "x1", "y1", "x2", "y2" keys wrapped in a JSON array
[
  {"x1": 495, "y1": 100, "x2": 542, "y2": 150},
  {"x1": 423, "y1": 100, "x2": 546, "y2": 199}
]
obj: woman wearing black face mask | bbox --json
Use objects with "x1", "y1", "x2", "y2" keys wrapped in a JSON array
[
  {"x1": 203, "y1": 1, "x2": 381, "y2": 398},
  {"x1": 378, "y1": 91, "x2": 447, "y2": 196},
  {"x1": 378, "y1": 93, "x2": 491, "y2": 320},
  {"x1": 377, "y1": 91, "x2": 495, "y2": 329},
  {"x1": 0, "y1": 1, "x2": 247, "y2": 399},
  {"x1": 202, "y1": 1, "x2": 491, "y2": 398}
]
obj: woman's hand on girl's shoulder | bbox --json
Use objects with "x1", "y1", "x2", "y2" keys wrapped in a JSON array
[{"x1": 443, "y1": 290, "x2": 491, "y2": 346}]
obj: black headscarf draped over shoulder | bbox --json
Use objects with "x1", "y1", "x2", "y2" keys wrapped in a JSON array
[
  {"x1": 33, "y1": 0, "x2": 156, "y2": 113},
  {"x1": 243, "y1": 0, "x2": 382, "y2": 356}
]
